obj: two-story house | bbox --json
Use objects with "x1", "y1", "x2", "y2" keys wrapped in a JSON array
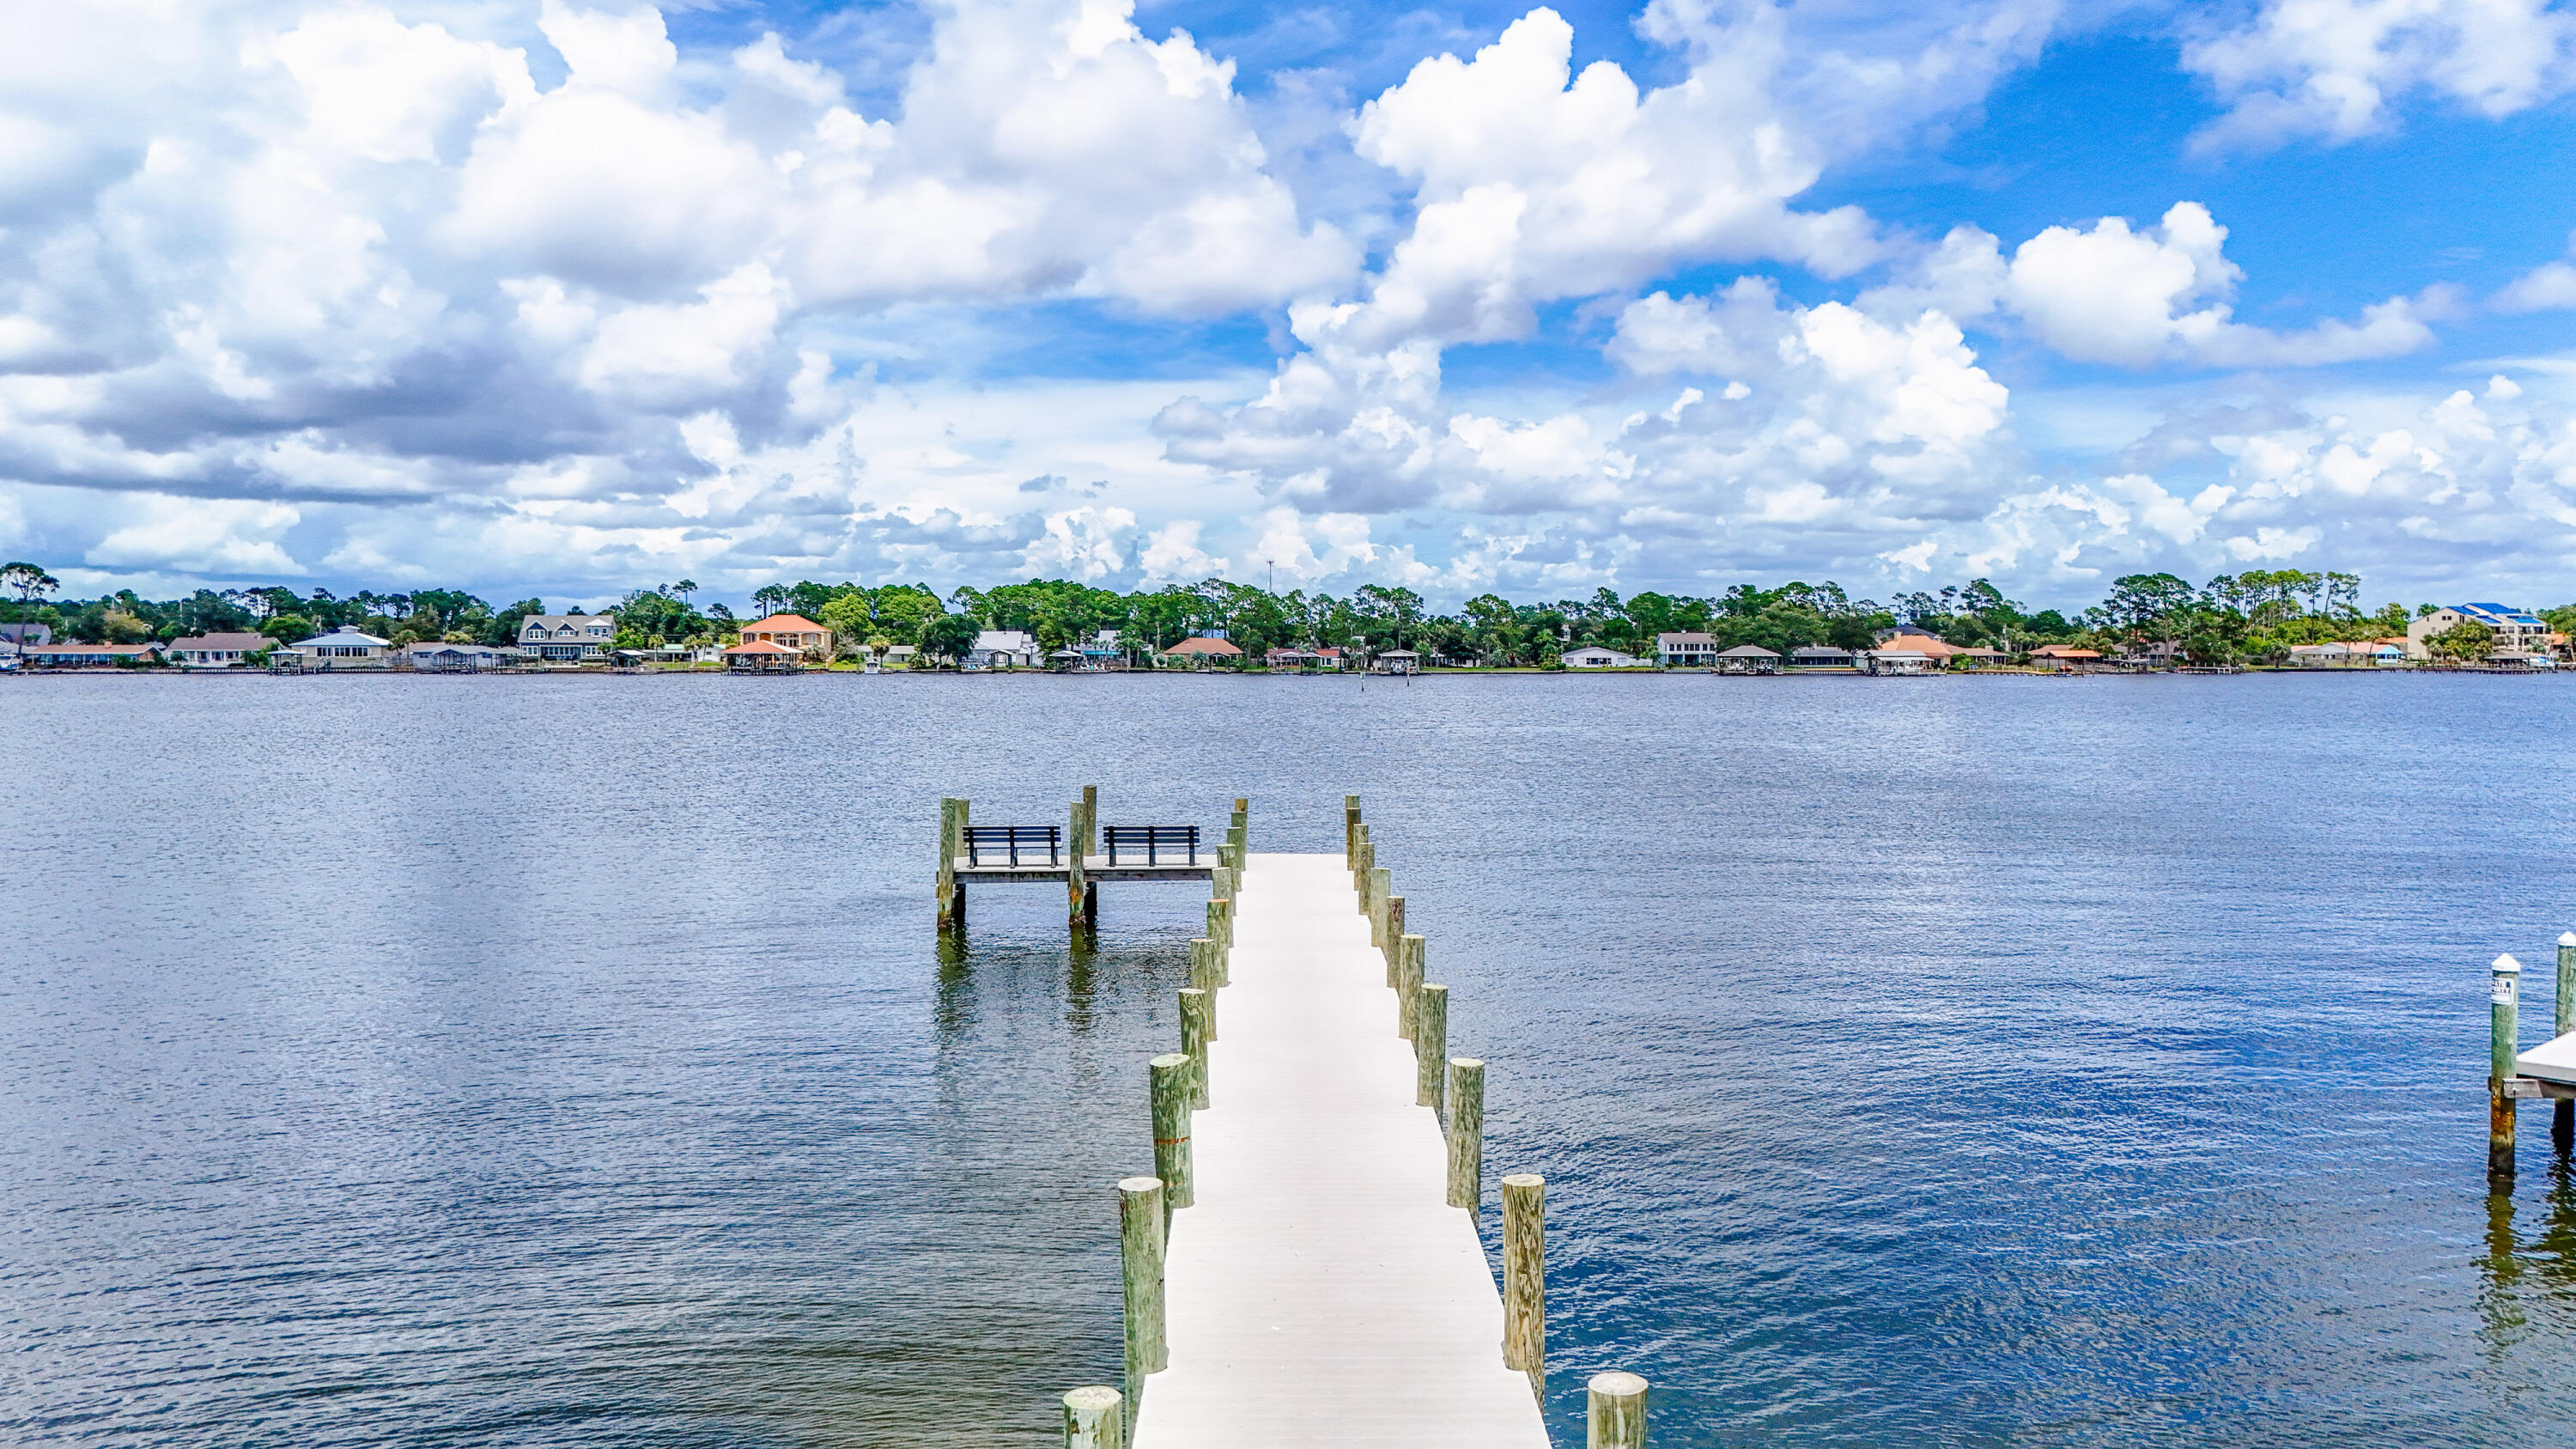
[
  {"x1": 2407, "y1": 603, "x2": 2552, "y2": 661},
  {"x1": 1656, "y1": 632, "x2": 1718, "y2": 668},
  {"x1": 739, "y1": 613, "x2": 831, "y2": 660},
  {"x1": 519, "y1": 613, "x2": 616, "y2": 661}
]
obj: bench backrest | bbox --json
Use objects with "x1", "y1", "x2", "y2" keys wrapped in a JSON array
[
  {"x1": 963, "y1": 825, "x2": 1061, "y2": 866},
  {"x1": 1102, "y1": 825, "x2": 1198, "y2": 866}
]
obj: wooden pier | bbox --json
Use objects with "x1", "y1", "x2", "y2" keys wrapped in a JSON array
[
  {"x1": 1132, "y1": 850, "x2": 1548, "y2": 1449},
  {"x1": 1032, "y1": 796, "x2": 1649, "y2": 1448}
]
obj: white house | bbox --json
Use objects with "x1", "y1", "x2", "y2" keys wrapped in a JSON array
[
  {"x1": 282, "y1": 624, "x2": 392, "y2": 670},
  {"x1": 1656, "y1": 631, "x2": 1718, "y2": 667},
  {"x1": 1864, "y1": 649, "x2": 1935, "y2": 675},
  {"x1": 169, "y1": 630, "x2": 270, "y2": 668},
  {"x1": 519, "y1": 613, "x2": 615, "y2": 661},
  {"x1": 1715, "y1": 644, "x2": 1780, "y2": 674},
  {"x1": 2288, "y1": 642, "x2": 2403, "y2": 667},
  {"x1": 969, "y1": 630, "x2": 1042, "y2": 669},
  {"x1": 1562, "y1": 645, "x2": 1644, "y2": 668}
]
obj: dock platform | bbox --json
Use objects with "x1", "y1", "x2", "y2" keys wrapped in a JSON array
[{"x1": 1132, "y1": 852, "x2": 1549, "y2": 1449}]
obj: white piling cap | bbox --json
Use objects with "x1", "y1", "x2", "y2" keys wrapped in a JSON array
[
  {"x1": 2495, "y1": 953, "x2": 2524, "y2": 973},
  {"x1": 2560, "y1": 932, "x2": 2576, "y2": 947}
]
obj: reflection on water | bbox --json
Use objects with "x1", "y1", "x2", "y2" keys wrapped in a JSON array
[{"x1": 8, "y1": 671, "x2": 2576, "y2": 1446}]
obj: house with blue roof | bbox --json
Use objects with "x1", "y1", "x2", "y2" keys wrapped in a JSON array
[{"x1": 2407, "y1": 603, "x2": 2556, "y2": 661}]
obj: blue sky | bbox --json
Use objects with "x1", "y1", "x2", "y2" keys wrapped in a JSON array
[{"x1": 2, "y1": 0, "x2": 2573, "y2": 612}]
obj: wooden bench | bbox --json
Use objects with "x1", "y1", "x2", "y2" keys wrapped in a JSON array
[
  {"x1": 1103, "y1": 825, "x2": 1199, "y2": 866},
  {"x1": 964, "y1": 825, "x2": 1060, "y2": 867}
]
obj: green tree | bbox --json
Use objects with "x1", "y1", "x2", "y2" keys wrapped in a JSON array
[
  {"x1": 2427, "y1": 620, "x2": 2496, "y2": 662},
  {"x1": 262, "y1": 613, "x2": 313, "y2": 642},
  {"x1": 919, "y1": 611, "x2": 981, "y2": 664}
]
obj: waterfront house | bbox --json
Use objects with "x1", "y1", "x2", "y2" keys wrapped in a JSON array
[
  {"x1": 1, "y1": 623, "x2": 54, "y2": 648},
  {"x1": 1162, "y1": 636, "x2": 1243, "y2": 668},
  {"x1": 2287, "y1": 641, "x2": 2400, "y2": 668},
  {"x1": 1714, "y1": 644, "x2": 1780, "y2": 674},
  {"x1": 1947, "y1": 646, "x2": 2012, "y2": 668},
  {"x1": 25, "y1": 642, "x2": 161, "y2": 668},
  {"x1": 1787, "y1": 644, "x2": 1854, "y2": 669},
  {"x1": 722, "y1": 638, "x2": 803, "y2": 673},
  {"x1": 284, "y1": 624, "x2": 392, "y2": 670},
  {"x1": 740, "y1": 612, "x2": 831, "y2": 661},
  {"x1": 1656, "y1": 631, "x2": 1718, "y2": 667},
  {"x1": 884, "y1": 644, "x2": 918, "y2": 667},
  {"x1": 1877, "y1": 632, "x2": 1962, "y2": 662},
  {"x1": 1267, "y1": 646, "x2": 1320, "y2": 670},
  {"x1": 1864, "y1": 648, "x2": 1935, "y2": 675},
  {"x1": 169, "y1": 630, "x2": 269, "y2": 668},
  {"x1": 2029, "y1": 645, "x2": 2101, "y2": 672},
  {"x1": 1372, "y1": 649, "x2": 1420, "y2": 674},
  {"x1": 2406, "y1": 603, "x2": 2551, "y2": 661},
  {"x1": 519, "y1": 613, "x2": 614, "y2": 661},
  {"x1": 1562, "y1": 644, "x2": 1643, "y2": 668},
  {"x1": 969, "y1": 629, "x2": 1042, "y2": 670},
  {"x1": 401, "y1": 642, "x2": 511, "y2": 672}
]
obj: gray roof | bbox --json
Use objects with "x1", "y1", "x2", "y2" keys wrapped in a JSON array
[
  {"x1": 1716, "y1": 644, "x2": 1779, "y2": 657},
  {"x1": 172, "y1": 631, "x2": 270, "y2": 650},
  {"x1": 289, "y1": 625, "x2": 389, "y2": 648},
  {"x1": 1789, "y1": 644, "x2": 1851, "y2": 656}
]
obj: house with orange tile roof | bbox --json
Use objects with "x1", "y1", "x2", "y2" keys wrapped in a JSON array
[
  {"x1": 722, "y1": 638, "x2": 805, "y2": 673},
  {"x1": 738, "y1": 612, "x2": 830, "y2": 660}
]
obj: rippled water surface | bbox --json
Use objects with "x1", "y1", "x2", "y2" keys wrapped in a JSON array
[{"x1": 7, "y1": 671, "x2": 2576, "y2": 1446}]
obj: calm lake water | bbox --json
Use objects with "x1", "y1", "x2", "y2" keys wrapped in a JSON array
[{"x1": 5, "y1": 671, "x2": 2575, "y2": 1446}]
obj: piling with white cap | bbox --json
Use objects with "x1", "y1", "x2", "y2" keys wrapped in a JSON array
[
  {"x1": 2493, "y1": 953, "x2": 2522, "y2": 1183},
  {"x1": 2559, "y1": 933, "x2": 2576, "y2": 1156}
]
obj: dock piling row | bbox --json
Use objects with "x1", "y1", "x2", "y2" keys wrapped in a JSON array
[{"x1": 1448, "y1": 1058, "x2": 1485, "y2": 1211}]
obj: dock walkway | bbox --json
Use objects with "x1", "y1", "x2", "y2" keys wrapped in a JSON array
[{"x1": 1133, "y1": 851, "x2": 1550, "y2": 1448}]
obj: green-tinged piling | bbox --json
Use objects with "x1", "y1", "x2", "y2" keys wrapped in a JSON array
[
  {"x1": 1067, "y1": 795, "x2": 1090, "y2": 929},
  {"x1": 2494, "y1": 953, "x2": 2523, "y2": 1184},
  {"x1": 1151, "y1": 1055, "x2": 1194, "y2": 1212},
  {"x1": 1416, "y1": 983, "x2": 1448, "y2": 1113},
  {"x1": 1587, "y1": 1372, "x2": 1648, "y2": 1449},
  {"x1": 1369, "y1": 868, "x2": 1391, "y2": 947},
  {"x1": 1181, "y1": 988, "x2": 1212, "y2": 1108},
  {"x1": 1448, "y1": 1058, "x2": 1484, "y2": 1211},
  {"x1": 936, "y1": 796, "x2": 964, "y2": 931},
  {"x1": 1398, "y1": 935, "x2": 1425, "y2": 1041},
  {"x1": 1503, "y1": 1172, "x2": 1546, "y2": 1391},
  {"x1": 2559, "y1": 932, "x2": 2575, "y2": 1156},
  {"x1": 1117, "y1": 1172, "x2": 1165, "y2": 1441},
  {"x1": 1384, "y1": 897, "x2": 1406, "y2": 983},
  {"x1": 1063, "y1": 1386, "x2": 1122, "y2": 1449}
]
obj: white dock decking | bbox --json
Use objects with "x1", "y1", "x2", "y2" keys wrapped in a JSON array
[{"x1": 1133, "y1": 851, "x2": 1551, "y2": 1449}]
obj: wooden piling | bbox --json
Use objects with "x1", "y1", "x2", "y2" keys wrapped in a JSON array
[
  {"x1": 1190, "y1": 937, "x2": 1213, "y2": 996},
  {"x1": 1063, "y1": 1385, "x2": 1122, "y2": 1449},
  {"x1": 1502, "y1": 1173, "x2": 1545, "y2": 1382},
  {"x1": 1119, "y1": 1173, "x2": 1166, "y2": 1438},
  {"x1": 1082, "y1": 784, "x2": 1098, "y2": 857},
  {"x1": 1398, "y1": 935, "x2": 1425, "y2": 1041},
  {"x1": 1181, "y1": 989, "x2": 1212, "y2": 1109},
  {"x1": 1384, "y1": 898, "x2": 1406, "y2": 983},
  {"x1": 1068, "y1": 797, "x2": 1090, "y2": 929},
  {"x1": 1416, "y1": 983, "x2": 1448, "y2": 1112},
  {"x1": 2494, "y1": 953, "x2": 2523, "y2": 1184},
  {"x1": 1586, "y1": 1372, "x2": 1648, "y2": 1449},
  {"x1": 1448, "y1": 1058, "x2": 1484, "y2": 1211},
  {"x1": 2560, "y1": 932, "x2": 2574, "y2": 1156},
  {"x1": 1344, "y1": 795, "x2": 1360, "y2": 864},
  {"x1": 1369, "y1": 868, "x2": 1391, "y2": 946},
  {"x1": 1151, "y1": 1055, "x2": 1194, "y2": 1210},
  {"x1": 936, "y1": 796, "x2": 963, "y2": 931}
]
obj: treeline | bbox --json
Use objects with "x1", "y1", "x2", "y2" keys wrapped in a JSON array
[{"x1": 0, "y1": 560, "x2": 2553, "y2": 667}]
